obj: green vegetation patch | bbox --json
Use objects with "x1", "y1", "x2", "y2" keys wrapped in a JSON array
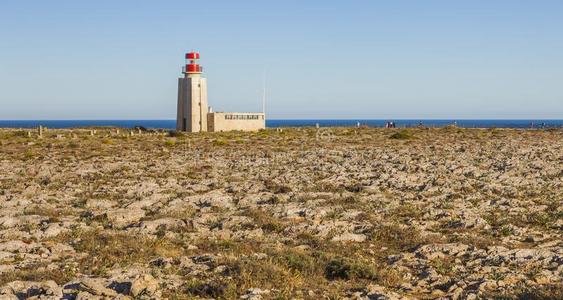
[{"x1": 389, "y1": 130, "x2": 414, "y2": 140}]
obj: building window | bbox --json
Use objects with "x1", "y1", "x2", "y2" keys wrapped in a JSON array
[{"x1": 223, "y1": 114, "x2": 262, "y2": 120}]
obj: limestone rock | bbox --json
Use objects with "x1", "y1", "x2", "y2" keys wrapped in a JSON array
[
  {"x1": 105, "y1": 208, "x2": 146, "y2": 228},
  {"x1": 130, "y1": 274, "x2": 159, "y2": 297}
]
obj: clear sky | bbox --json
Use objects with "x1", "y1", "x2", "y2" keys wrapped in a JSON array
[{"x1": 1, "y1": 0, "x2": 562, "y2": 120}]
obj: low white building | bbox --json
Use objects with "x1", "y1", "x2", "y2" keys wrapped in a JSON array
[{"x1": 176, "y1": 52, "x2": 265, "y2": 132}]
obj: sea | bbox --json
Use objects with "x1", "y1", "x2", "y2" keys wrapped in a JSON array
[{"x1": 0, "y1": 119, "x2": 561, "y2": 129}]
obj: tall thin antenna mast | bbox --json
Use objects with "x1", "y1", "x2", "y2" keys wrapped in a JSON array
[{"x1": 262, "y1": 67, "x2": 266, "y2": 114}]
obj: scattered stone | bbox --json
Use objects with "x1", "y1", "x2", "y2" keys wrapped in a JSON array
[
  {"x1": 331, "y1": 232, "x2": 367, "y2": 242},
  {"x1": 241, "y1": 288, "x2": 270, "y2": 300},
  {"x1": 130, "y1": 274, "x2": 159, "y2": 297},
  {"x1": 105, "y1": 208, "x2": 145, "y2": 228}
]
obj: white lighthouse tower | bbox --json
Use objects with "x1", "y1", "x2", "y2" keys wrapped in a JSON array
[
  {"x1": 176, "y1": 51, "x2": 265, "y2": 132},
  {"x1": 176, "y1": 52, "x2": 208, "y2": 132}
]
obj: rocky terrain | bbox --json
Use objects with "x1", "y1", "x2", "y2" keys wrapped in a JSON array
[{"x1": 0, "y1": 127, "x2": 561, "y2": 299}]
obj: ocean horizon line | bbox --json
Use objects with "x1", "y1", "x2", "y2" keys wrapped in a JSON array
[
  {"x1": 1, "y1": 119, "x2": 562, "y2": 129},
  {"x1": 1, "y1": 118, "x2": 562, "y2": 121}
]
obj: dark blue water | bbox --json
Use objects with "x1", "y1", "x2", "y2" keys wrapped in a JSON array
[{"x1": 0, "y1": 119, "x2": 561, "y2": 129}]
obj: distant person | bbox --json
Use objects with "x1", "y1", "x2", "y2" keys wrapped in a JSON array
[
  {"x1": 418, "y1": 121, "x2": 423, "y2": 128},
  {"x1": 541, "y1": 122, "x2": 546, "y2": 129}
]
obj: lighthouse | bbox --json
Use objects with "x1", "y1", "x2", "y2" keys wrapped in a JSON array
[
  {"x1": 176, "y1": 52, "x2": 208, "y2": 132},
  {"x1": 176, "y1": 51, "x2": 265, "y2": 132}
]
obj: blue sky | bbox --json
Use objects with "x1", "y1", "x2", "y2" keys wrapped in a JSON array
[{"x1": 0, "y1": 0, "x2": 562, "y2": 119}]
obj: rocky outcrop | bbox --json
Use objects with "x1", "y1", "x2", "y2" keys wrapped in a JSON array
[{"x1": 0, "y1": 127, "x2": 561, "y2": 299}]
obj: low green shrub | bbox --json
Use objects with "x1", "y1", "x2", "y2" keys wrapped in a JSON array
[
  {"x1": 389, "y1": 130, "x2": 414, "y2": 140},
  {"x1": 325, "y1": 258, "x2": 377, "y2": 280}
]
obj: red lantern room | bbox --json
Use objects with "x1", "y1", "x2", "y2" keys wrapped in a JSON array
[
  {"x1": 183, "y1": 52, "x2": 202, "y2": 75},
  {"x1": 185, "y1": 52, "x2": 200, "y2": 60}
]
